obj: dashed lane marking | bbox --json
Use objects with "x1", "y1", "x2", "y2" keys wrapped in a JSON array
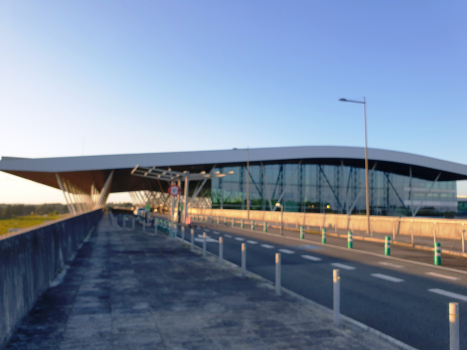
[
  {"x1": 428, "y1": 289, "x2": 467, "y2": 302},
  {"x1": 301, "y1": 255, "x2": 322, "y2": 261},
  {"x1": 235, "y1": 237, "x2": 245, "y2": 241},
  {"x1": 426, "y1": 272, "x2": 459, "y2": 281},
  {"x1": 225, "y1": 234, "x2": 232, "y2": 238},
  {"x1": 331, "y1": 263, "x2": 356, "y2": 270},
  {"x1": 246, "y1": 240, "x2": 258, "y2": 244},
  {"x1": 261, "y1": 244, "x2": 274, "y2": 249},
  {"x1": 378, "y1": 262, "x2": 404, "y2": 269},
  {"x1": 213, "y1": 231, "x2": 219, "y2": 234},
  {"x1": 278, "y1": 249, "x2": 295, "y2": 254},
  {"x1": 371, "y1": 273, "x2": 404, "y2": 283},
  {"x1": 294, "y1": 245, "x2": 323, "y2": 250}
]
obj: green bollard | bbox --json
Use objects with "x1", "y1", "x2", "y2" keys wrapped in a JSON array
[
  {"x1": 251, "y1": 220, "x2": 255, "y2": 230},
  {"x1": 322, "y1": 228, "x2": 327, "y2": 243},
  {"x1": 347, "y1": 231, "x2": 353, "y2": 249},
  {"x1": 300, "y1": 226, "x2": 304, "y2": 239},
  {"x1": 241, "y1": 219, "x2": 244, "y2": 228},
  {"x1": 264, "y1": 222, "x2": 268, "y2": 233},
  {"x1": 224, "y1": 217, "x2": 227, "y2": 226},
  {"x1": 385, "y1": 236, "x2": 391, "y2": 256},
  {"x1": 211, "y1": 217, "x2": 214, "y2": 224},
  {"x1": 434, "y1": 242, "x2": 441, "y2": 265},
  {"x1": 232, "y1": 218, "x2": 235, "y2": 227},
  {"x1": 217, "y1": 217, "x2": 220, "y2": 225}
]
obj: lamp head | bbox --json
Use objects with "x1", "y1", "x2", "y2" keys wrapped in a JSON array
[
  {"x1": 339, "y1": 98, "x2": 347, "y2": 102},
  {"x1": 275, "y1": 203, "x2": 281, "y2": 207}
]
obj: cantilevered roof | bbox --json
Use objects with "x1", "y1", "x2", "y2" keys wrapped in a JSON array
[{"x1": 1, "y1": 146, "x2": 467, "y2": 193}]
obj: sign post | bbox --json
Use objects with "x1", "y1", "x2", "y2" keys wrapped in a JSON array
[{"x1": 168, "y1": 185, "x2": 181, "y2": 224}]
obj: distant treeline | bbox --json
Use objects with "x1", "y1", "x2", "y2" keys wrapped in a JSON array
[{"x1": 0, "y1": 204, "x2": 68, "y2": 220}]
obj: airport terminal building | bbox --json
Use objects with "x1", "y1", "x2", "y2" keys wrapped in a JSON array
[{"x1": 1, "y1": 146, "x2": 466, "y2": 217}]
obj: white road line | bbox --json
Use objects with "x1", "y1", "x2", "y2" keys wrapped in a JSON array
[
  {"x1": 225, "y1": 234, "x2": 232, "y2": 238},
  {"x1": 213, "y1": 231, "x2": 219, "y2": 234},
  {"x1": 204, "y1": 229, "x2": 210, "y2": 232},
  {"x1": 246, "y1": 240, "x2": 258, "y2": 244},
  {"x1": 378, "y1": 262, "x2": 404, "y2": 269},
  {"x1": 428, "y1": 289, "x2": 467, "y2": 302},
  {"x1": 331, "y1": 263, "x2": 356, "y2": 270},
  {"x1": 261, "y1": 244, "x2": 274, "y2": 249},
  {"x1": 426, "y1": 272, "x2": 459, "y2": 281},
  {"x1": 301, "y1": 255, "x2": 322, "y2": 261},
  {"x1": 278, "y1": 249, "x2": 295, "y2": 254},
  {"x1": 371, "y1": 273, "x2": 404, "y2": 283},
  {"x1": 235, "y1": 237, "x2": 245, "y2": 241}
]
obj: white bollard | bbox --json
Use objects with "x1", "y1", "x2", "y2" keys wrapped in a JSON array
[
  {"x1": 241, "y1": 243, "x2": 246, "y2": 277},
  {"x1": 203, "y1": 232, "x2": 207, "y2": 257},
  {"x1": 449, "y1": 302, "x2": 459, "y2": 350},
  {"x1": 191, "y1": 228, "x2": 194, "y2": 251},
  {"x1": 219, "y1": 237, "x2": 223, "y2": 263},
  {"x1": 333, "y1": 269, "x2": 340, "y2": 326},
  {"x1": 275, "y1": 253, "x2": 281, "y2": 296}
]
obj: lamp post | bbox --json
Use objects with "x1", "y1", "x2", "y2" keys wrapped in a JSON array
[
  {"x1": 247, "y1": 147, "x2": 250, "y2": 220},
  {"x1": 339, "y1": 97, "x2": 370, "y2": 235},
  {"x1": 275, "y1": 202, "x2": 283, "y2": 235}
]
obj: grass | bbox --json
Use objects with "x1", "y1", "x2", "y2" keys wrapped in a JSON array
[{"x1": 0, "y1": 214, "x2": 67, "y2": 236}]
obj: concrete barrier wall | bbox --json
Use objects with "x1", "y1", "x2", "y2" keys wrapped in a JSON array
[
  {"x1": 189, "y1": 208, "x2": 467, "y2": 240},
  {"x1": 0, "y1": 209, "x2": 103, "y2": 347}
]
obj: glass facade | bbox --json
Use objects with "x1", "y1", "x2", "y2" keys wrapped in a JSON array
[{"x1": 206, "y1": 163, "x2": 457, "y2": 216}]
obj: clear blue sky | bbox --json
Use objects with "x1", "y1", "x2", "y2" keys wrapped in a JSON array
[{"x1": 1, "y1": 0, "x2": 466, "y2": 203}]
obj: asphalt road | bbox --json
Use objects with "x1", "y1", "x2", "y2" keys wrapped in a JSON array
[{"x1": 165, "y1": 222, "x2": 467, "y2": 350}]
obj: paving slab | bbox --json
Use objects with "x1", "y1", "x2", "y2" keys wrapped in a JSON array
[{"x1": 5, "y1": 215, "x2": 408, "y2": 350}]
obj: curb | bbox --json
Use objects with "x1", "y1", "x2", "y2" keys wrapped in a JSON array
[
  {"x1": 172, "y1": 235, "x2": 417, "y2": 350},
  {"x1": 250, "y1": 222, "x2": 467, "y2": 259}
]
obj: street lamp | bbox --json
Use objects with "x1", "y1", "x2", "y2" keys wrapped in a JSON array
[
  {"x1": 275, "y1": 202, "x2": 283, "y2": 236},
  {"x1": 339, "y1": 97, "x2": 370, "y2": 235}
]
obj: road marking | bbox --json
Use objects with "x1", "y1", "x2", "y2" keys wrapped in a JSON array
[
  {"x1": 331, "y1": 263, "x2": 356, "y2": 270},
  {"x1": 235, "y1": 237, "x2": 245, "y2": 241},
  {"x1": 301, "y1": 255, "x2": 322, "y2": 261},
  {"x1": 278, "y1": 249, "x2": 295, "y2": 254},
  {"x1": 371, "y1": 273, "x2": 404, "y2": 283},
  {"x1": 426, "y1": 272, "x2": 459, "y2": 281},
  {"x1": 428, "y1": 289, "x2": 467, "y2": 302},
  {"x1": 261, "y1": 244, "x2": 274, "y2": 249},
  {"x1": 295, "y1": 245, "x2": 323, "y2": 250},
  {"x1": 378, "y1": 262, "x2": 404, "y2": 269},
  {"x1": 225, "y1": 234, "x2": 232, "y2": 238},
  {"x1": 194, "y1": 238, "x2": 218, "y2": 243},
  {"x1": 246, "y1": 240, "x2": 258, "y2": 244},
  {"x1": 204, "y1": 229, "x2": 210, "y2": 232},
  {"x1": 213, "y1": 231, "x2": 219, "y2": 234}
]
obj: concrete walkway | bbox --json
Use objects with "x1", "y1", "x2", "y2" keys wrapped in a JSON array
[{"x1": 6, "y1": 216, "x2": 405, "y2": 350}]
